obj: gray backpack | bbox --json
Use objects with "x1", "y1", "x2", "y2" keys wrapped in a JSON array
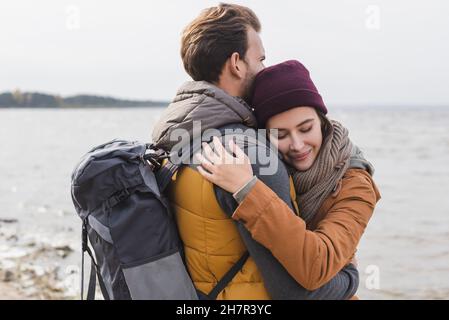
[{"x1": 71, "y1": 139, "x2": 248, "y2": 300}]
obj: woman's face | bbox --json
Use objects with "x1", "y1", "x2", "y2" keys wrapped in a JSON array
[{"x1": 266, "y1": 107, "x2": 323, "y2": 171}]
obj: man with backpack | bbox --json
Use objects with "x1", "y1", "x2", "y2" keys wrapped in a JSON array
[{"x1": 151, "y1": 3, "x2": 359, "y2": 300}]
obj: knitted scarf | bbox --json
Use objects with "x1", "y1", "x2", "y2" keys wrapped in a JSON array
[{"x1": 289, "y1": 119, "x2": 353, "y2": 224}]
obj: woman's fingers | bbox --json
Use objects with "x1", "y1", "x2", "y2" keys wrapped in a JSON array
[
  {"x1": 201, "y1": 136, "x2": 250, "y2": 167},
  {"x1": 229, "y1": 138, "x2": 250, "y2": 165},
  {"x1": 196, "y1": 164, "x2": 215, "y2": 182},
  {"x1": 212, "y1": 136, "x2": 225, "y2": 152},
  {"x1": 229, "y1": 139, "x2": 244, "y2": 158},
  {"x1": 194, "y1": 137, "x2": 255, "y2": 194},
  {"x1": 202, "y1": 142, "x2": 220, "y2": 164},
  {"x1": 204, "y1": 137, "x2": 233, "y2": 165},
  {"x1": 195, "y1": 153, "x2": 216, "y2": 173},
  {"x1": 212, "y1": 136, "x2": 230, "y2": 162}
]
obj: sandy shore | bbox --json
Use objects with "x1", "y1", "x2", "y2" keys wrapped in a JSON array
[
  {"x1": 0, "y1": 282, "x2": 23, "y2": 300},
  {"x1": 0, "y1": 218, "x2": 78, "y2": 300}
]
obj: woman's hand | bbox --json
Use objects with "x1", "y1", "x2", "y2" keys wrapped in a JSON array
[{"x1": 195, "y1": 136, "x2": 254, "y2": 194}]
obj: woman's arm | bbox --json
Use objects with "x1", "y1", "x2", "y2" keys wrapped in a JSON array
[
  {"x1": 231, "y1": 169, "x2": 380, "y2": 290},
  {"x1": 211, "y1": 133, "x2": 359, "y2": 299},
  {"x1": 196, "y1": 138, "x2": 380, "y2": 290}
]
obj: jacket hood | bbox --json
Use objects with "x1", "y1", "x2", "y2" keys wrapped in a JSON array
[
  {"x1": 350, "y1": 145, "x2": 375, "y2": 175},
  {"x1": 152, "y1": 81, "x2": 257, "y2": 151}
]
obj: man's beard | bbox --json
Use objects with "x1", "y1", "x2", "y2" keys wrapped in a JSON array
[{"x1": 241, "y1": 70, "x2": 257, "y2": 104}]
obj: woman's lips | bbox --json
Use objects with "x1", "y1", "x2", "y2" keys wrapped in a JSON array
[{"x1": 291, "y1": 149, "x2": 312, "y2": 161}]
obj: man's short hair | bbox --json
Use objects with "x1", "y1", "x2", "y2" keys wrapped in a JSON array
[{"x1": 181, "y1": 3, "x2": 261, "y2": 83}]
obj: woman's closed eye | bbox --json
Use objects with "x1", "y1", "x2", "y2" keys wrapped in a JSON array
[
  {"x1": 274, "y1": 125, "x2": 314, "y2": 140},
  {"x1": 276, "y1": 132, "x2": 288, "y2": 140},
  {"x1": 300, "y1": 125, "x2": 313, "y2": 133}
]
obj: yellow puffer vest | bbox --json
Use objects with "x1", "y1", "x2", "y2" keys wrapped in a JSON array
[{"x1": 167, "y1": 166, "x2": 299, "y2": 300}]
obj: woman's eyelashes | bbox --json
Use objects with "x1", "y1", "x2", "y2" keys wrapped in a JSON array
[
  {"x1": 277, "y1": 132, "x2": 288, "y2": 140},
  {"x1": 299, "y1": 125, "x2": 313, "y2": 133},
  {"x1": 277, "y1": 126, "x2": 313, "y2": 139}
]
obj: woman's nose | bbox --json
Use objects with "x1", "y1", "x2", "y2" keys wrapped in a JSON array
[{"x1": 289, "y1": 134, "x2": 305, "y2": 151}]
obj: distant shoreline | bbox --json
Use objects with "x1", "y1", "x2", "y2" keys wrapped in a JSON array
[
  {"x1": 0, "y1": 105, "x2": 168, "y2": 109},
  {"x1": 2, "y1": 105, "x2": 449, "y2": 111},
  {"x1": 0, "y1": 90, "x2": 170, "y2": 109},
  {"x1": 1, "y1": 91, "x2": 448, "y2": 110}
]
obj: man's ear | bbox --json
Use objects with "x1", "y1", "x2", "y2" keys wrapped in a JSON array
[{"x1": 229, "y1": 52, "x2": 245, "y2": 79}]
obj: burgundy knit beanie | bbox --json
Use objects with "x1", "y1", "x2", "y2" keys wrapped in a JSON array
[{"x1": 251, "y1": 60, "x2": 327, "y2": 127}]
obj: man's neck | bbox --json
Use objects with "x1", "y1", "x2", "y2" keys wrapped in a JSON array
[{"x1": 215, "y1": 79, "x2": 241, "y2": 98}]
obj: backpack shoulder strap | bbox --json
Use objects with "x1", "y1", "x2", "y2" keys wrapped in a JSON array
[
  {"x1": 197, "y1": 251, "x2": 250, "y2": 300},
  {"x1": 81, "y1": 219, "x2": 111, "y2": 300},
  {"x1": 155, "y1": 160, "x2": 180, "y2": 192}
]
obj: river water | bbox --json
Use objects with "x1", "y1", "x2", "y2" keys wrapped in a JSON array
[{"x1": 1, "y1": 106, "x2": 448, "y2": 299}]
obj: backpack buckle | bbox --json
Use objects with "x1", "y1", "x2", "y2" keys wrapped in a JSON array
[
  {"x1": 143, "y1": 145, "x2": 169, "y2": 171},
  {"x1": 116, "y1": 189, "x2": 130, "y2": 202}
]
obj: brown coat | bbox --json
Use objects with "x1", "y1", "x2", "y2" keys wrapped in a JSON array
[{"x1": 231, "y1": 168, "x2": 381, "y2": 291}]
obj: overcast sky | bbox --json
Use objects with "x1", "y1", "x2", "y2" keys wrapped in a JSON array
[{"x1": 1, "y1": 0, "x2": 448, "y2": 106}]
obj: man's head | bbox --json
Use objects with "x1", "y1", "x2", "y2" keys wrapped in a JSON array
[{"x1": 181, "y1": 3, "x2": 266, "y2": 101}]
